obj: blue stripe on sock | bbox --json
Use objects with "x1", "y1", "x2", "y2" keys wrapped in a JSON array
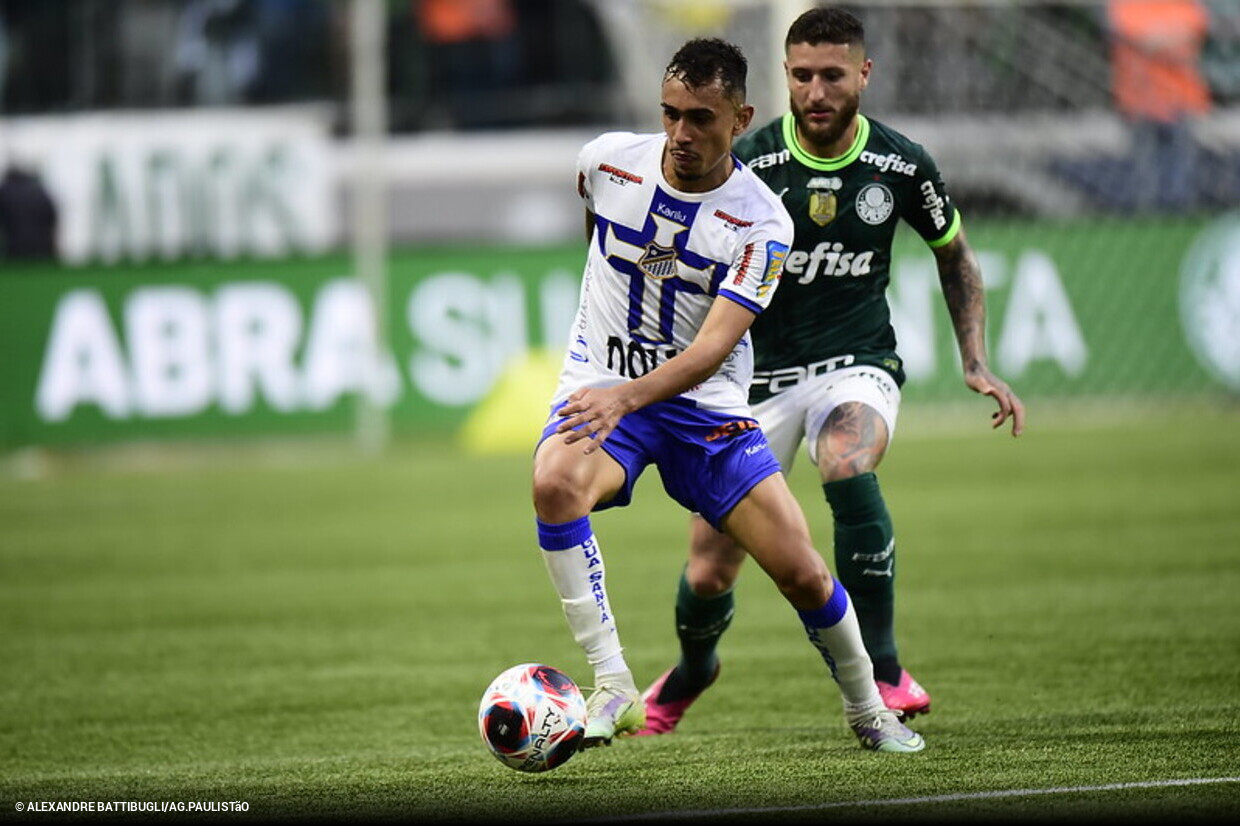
[
  {"x1": 797, "y1": 578, "x2": 850, "y2": 628},
  {"x1": 536, "y1": 516, "x2": 593, "y2": 551}
]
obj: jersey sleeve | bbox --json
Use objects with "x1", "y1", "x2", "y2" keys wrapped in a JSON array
[
  {"x1": 717, "y1": 209, "x2": 793, "y2": 316},
  {"x1": 900, "y1": 148, "x2": 962, "y2": 249},
  {"x1": 575, "y1": 134, "x2": 605, "y2": 210}
]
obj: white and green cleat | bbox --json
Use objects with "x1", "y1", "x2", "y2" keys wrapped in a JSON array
[{"x1": 581, "y1": 684, "x2": 646, "y2": 749}]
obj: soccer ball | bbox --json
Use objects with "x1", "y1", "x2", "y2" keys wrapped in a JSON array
[{"x1": 477, "y1": 663, "x2": 586, "y2": 773}]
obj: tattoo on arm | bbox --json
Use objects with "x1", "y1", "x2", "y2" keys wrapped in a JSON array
[{"x1": 937, "y1": 237, "x2": 987, "y2": 371}]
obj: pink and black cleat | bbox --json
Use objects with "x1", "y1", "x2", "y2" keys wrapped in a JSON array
[
  {"x1": 633, "y1": 663, "x2": 721, "y2": 736},
  {"x1": 876, "y1": 669, "x2": 931, "y2": 719}
]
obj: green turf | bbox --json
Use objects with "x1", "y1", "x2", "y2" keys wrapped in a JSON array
[{"x1": 1, "y1": 406, "x2": 1238, "y2": 823}]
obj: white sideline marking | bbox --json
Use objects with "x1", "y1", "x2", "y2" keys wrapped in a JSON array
[{"x1": 585, "y1": 776, "x2": 1240, "y2": 822}]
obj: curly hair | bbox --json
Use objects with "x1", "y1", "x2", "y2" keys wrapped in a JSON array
[{"x1": 664, "y1": 37, "x2": 748, "y2": 101}]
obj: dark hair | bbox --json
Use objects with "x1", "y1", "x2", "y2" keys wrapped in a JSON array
[
  {"x1": 785, "y1": 7, "x2": 866, "y2": 52},
  {"x1": 665, "y1": 37, "x2": 748, "y2": 101}
]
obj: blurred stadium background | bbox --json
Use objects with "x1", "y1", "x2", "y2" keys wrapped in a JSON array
[
  {"x1": 2, "y1": 4, "x2": 1239, "y2": 819},
  {"x1": 0, "y1": 0, "x2": 1238, "y2": 457}
]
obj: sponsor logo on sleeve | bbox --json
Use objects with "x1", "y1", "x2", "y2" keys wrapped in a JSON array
[
  {"x1": 732, "y1": 242, "x2": 755, "y2": 285},
  {"x1": 919, "y1": 180, "x2": 948, "y2": 230},
  {"x1": 759, "y1": 240, "x2": 788, "y2": 298}
]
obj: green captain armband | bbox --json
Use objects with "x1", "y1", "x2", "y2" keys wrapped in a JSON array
[{"x1": 928, "y1": 210, "x2": 962, "y2": 249}]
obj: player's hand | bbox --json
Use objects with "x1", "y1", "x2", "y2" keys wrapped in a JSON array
[
  {"x1": 555, "y1": 386, "x2": 632, "y2": 453},
  {"x1": 964, "y1": 366, "x2": 1026, "y2": 436}
]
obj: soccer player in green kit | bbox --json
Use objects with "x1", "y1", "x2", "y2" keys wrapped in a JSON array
[{"x1": 637, "y1": 6, "x2": 1026, "y2": 736}]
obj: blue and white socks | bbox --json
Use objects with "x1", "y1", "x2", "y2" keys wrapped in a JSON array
[
  {"x1": 538, "y1": 516, "x2": 633, "y2": 690},
  {"x1": 798, "y1": 578, "x2": 886, "y2": 718}
]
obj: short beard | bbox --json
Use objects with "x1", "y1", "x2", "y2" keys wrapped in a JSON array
[{"x1": 791, "y1": 94, "x2": 860, "y2": 155}]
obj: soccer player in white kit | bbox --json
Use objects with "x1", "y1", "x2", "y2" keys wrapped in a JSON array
[{"x1": 531, "y1": 37, "x2": 924, "y2": 753}]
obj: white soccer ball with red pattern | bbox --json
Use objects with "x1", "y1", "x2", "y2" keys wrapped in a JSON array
[{"x1": 477, "y1": 663, "x2": 586, "y2": 772}]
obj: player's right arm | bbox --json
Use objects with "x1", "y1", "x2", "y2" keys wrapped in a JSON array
[
  {"x1": 901, "y1": 138, "x2": 1025, "y2": 436},
  {"x1": 932, "y1": 225, "x2": 1026, "y2": 436}
]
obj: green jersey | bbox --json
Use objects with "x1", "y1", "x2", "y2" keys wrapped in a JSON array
[{"x1": 733, "y1": 112, "x2": 961, "y2": 402}]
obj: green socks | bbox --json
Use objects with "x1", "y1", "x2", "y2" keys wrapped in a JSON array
[
  {"x1": 666, "y1": 472, "x2": 901, "y2": 695},
  {"x1": 823, "y1": 472, "x2": 900, "y2": 684},
  {"x1": 664, "y1": 570, "x2": 734, "y2": 701}
]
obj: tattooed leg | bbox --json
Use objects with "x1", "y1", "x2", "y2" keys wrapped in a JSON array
[{"x1": 816, "y1": 403, "x2": 902, "y2": 682}]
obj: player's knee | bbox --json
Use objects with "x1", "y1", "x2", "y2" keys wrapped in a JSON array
[
  {"x1": 685, "y1": 559, "x2": 736, "y2": 597},
  {"x1": 818, "y1": 403, "x2": 888, "y2": 480},
  {"x1": 823, "y1": 462, "x2": 869, "y2": 483},
  {"x1": 770, "y1": 553, "x2": 831, "y2": 609},
  {"x1": 531, "y1": 464, "x2": 591, "y2": 522},
  {"x1": 687, "y1": 525, "x2": 744, "y2": 596}
]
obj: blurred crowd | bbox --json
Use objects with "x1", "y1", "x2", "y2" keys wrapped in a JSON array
[
  {"x1": 0, "y1": 0, "x2": 1238, "y2": 253},
  {"x1": 0, "y1": 0, "x2": 621, "y2": 132},
  {"x1": 3, "y1": 1, "x2": 1240, "y2": 129}
]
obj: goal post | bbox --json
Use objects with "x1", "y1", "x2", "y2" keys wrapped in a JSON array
[{"x1": 350, "y1": 0, "x2": 391, "y2": 454}]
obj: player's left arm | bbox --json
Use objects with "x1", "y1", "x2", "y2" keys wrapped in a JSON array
[{"x1": 933, "y1": 226, "x2": 1026, "y2": 436}]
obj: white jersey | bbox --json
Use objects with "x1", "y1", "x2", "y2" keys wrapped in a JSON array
[{"x1": 555, "y1": 131, "x2": 794, "y2": 415}]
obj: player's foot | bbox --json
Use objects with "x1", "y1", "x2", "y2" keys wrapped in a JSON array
[
  {"x1": 876, "y1": 669, "x2": 931, "y2": 719},
  {"x1": 849, "y1": 707, "x2": 926, "y2": 753},
  {"x1": 633, "y1": 662, "x2": 721, "y2": 736},
  {"x1": 581, "y1": 684, "x2": 645, "y2": 749}
]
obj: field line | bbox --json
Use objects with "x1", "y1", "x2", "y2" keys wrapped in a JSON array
[{"x1": 583, "y1": 776, "x2": 1240, "y2": 822}]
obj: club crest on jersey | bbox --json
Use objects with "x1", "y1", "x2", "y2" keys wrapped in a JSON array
[
  {"x1": 807, "y1": 176, "x2": 843, "y2": 226},
  {"x1": 856, "y1": 183, "x2": 895, "y2": 225},
  {"x1": 639, "y1": 241, "x2": 678, "y2": 279}
]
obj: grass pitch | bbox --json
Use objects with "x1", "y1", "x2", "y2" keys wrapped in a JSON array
[{"x1": 1, "y1": 404, "x2": 1238, "y2": 823}]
